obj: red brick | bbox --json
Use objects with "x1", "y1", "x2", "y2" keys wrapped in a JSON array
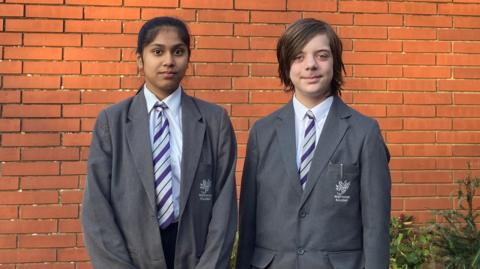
[
  {"x1": 387, "y1": 132, "x2": 435, "y2": 144},
  {"x1": 231, "y1": 118, "x2": 249, "y2": 131},
  {"x1": 404, "y1": 93, "x2": 452, "y2": 105},
  {"x1": 453, "y1": 119, "x2": 480, "y2": 130},
  {"x1": 20, "y1": 205, "x2": 78, "y2": 219},
  {"x1": 392, "y1": 185, "x2": 437, "y2": 197},
  {"x1": 60, "y1": 190, "x2": 83, "y2": 203},
  {"x1": 234, "y1": 24, "x2": 284, "y2": 37},
  {"x1": 24, "y1": 61, "x2": 81, "y2": 75},
  {"x1": 63, "y1": 76, "x2": 120, "y2": 89},
  {"x1": 141, "y1": 8, "x2": 196, "y2": 21},
  {"x1": 0, "y1": 148, "x2": 20, "y2": 161},
  {"x1": 233, "y1": 77, "x2": 281, "y2": 90},
  {"x1": 2, "y1": 104, "x2": 60, "y2": 118},
  {"x1": 82, "y1": 62, "x2": 137, "y2": 75},
  {"x1": 0, "y1": 206, "x2": 18, "y2": 219},
  {"x1": 233, "y1": 50, "x2": 276, "y2": 63},
  {"x1": 64, "y1": 48, "x2": 120, "y2": 61},
  {"x1": 454, "y1": 93, "x2": 480, "y2": 104},
  {"x1": 350, "y1": 105, "x2": 386, "y2": 117},
  {"x1": 57, "y1": 247, "x2": 89, "y2": 262},
  {"x1": 195, "y1": 91, "x2": 248, "y2": 103},
  {"x1": 0, "y1": 91, "x2": 20, "y2": 104},
  {"x1": 65, "y1": 20, "x2": 121, "y2": 33},
  {"x1": 5, "y1": 19, "x2": 63, "y2": 32},
  {"x1": 84, "y1": 6, "x2": 139, "y2": 19},
  {"x1": 250, "y1": 37, "x2": 278, "y2": 49},
  {"x1": 0, "y1": 33, "x2": 22, "y2": 45},
  {"x1": 436, "y1": 184, "x2": 457, "y2": 197},
  {"x1": 288, "y1": 0, "x2": 336, "y2": 11},
  {"x1": 26, "y1": 5, "x2": 82, "y2": 18},
  {"x1": 3, "y1": 75, "x2": 61, "y2": 89},
  {"x1": 454, "y1": 68, "x2": 480, "y2": 79},
  {"x1": 62, "y1": 104, "x2": 106, "y2": 118},
  {"x1": 235, "y1": 0, "x2": 285, "y2": 11},
  {"x1": 354, "y1": 66, "x2": 402, "y2": 78},
  {"x1": 196, "y1": 36, "x2": 248, "y2": 49},
  {"x1": 1, "y1": 162, "x2": 59, "y2": 176},
  {"x1": 387, "y1": 79, "x2": 436, "y2": 92},
  {"x1": 403, "y1": 66, "x2": 451, "y2": 78},
  {"x1": 58, "y1": 219, "x2": 81, "y2": 233},
  {"x1": 121, "y1": 76, "x2": 144, "y2": 89},
  {"x1": 4, "y1": 47, "x2": 62, "y2": 60},
  {"x1": 0, "y1": 249, "x2": 56, "y2": 263},
  {"x1": 251, "y1": 11, "x2": 300, "y2": 23},
  {"x1": 438, "y1": 29, "x2": 480, "y2": 41},
  {"x1": 404, "y1": 118, "x2": 452, "y2": 130},
  {"x1": 403, "y1": 171, "x2": 453, "y2": 184},
  {"x1": 389, "y1": 2, "x2": 437, "y2": 14},
  {"x1": 377, "y1": 118, "x2": 403, "y2": 131},
  {"x1": 0, "y1": 119, "x2": 20, "y2": 132},
  {"x1": 251, "y1": 64, "x2": 277, "y2": 76},
  {"x1": 190, "y1": 49, "x2": 232, "y2": 63},
  {"x1": 23, "y1": 91, "x2": 80, "y2": 104},
  {"x1": 21, "y1": 176, "x2": 79, "y2": 190},
  {"x1": 83, "y1": 34, "x2": 136, "y2": 48},
  {"x1": 387, "y1": 53, "x2": 435, "y2": 65},
  {"x1": 388, "y1": 28, "x2": 436, "y2": 40},
  {"x1": 437, "y1": 106, "x2": 480, "y2": 118},
  {"x1": 24, "y1": 33, "x2": 81, "y2": 46},
  {"x1": 250, "y1": 91, "x2": 291, "y2": 104},
  {"x1": 19, "y1": 234, "x2": 76, "y2": 248},
  {"x1": 0, "y1": 3, "x2": 23, "y2": 16},
  {"x1": 195, "y1": 63, "x2": 248, "y2": 76},
  {"x1": 182, "y1": 77, "x2": 231, "y2": 90},
  {"x1": 0, "y1": 61, "x2": 21, "y2": 74},
  {"x1": 22, "y1": 147, "x2": 79, "y2": 160},
  {"x1": 438, "y1": 3, "x2": 480, "y2": 16},
  {"x1": 60, "y1": 161, "x2": 87, "y2": 175},
  {"x1": 438, "y1": 54, "x2": 480, "y2": 66},
  {"x1": 0, "y1": 177, "x2": 19, "y2": 191},
  {"x1": 437, "y1": 132, "x2": 480, "y2": 144},
  {"x1": 2, "y1": 134, "x2": 60, "y2": 146},
  {"x1": 62, "y1": 133, "x2": 92, "y2": 146},
  {"x1": 354, "y1": 14, "x2": 403, "y2": 26},
  {"x1": 182, "y1": 0, "x2": 231, "y2": 9},
  {"x1": 404, "y1": 198, "x2": 451, "y2": 210},
  {"x1": 0, "y1": 235, "x2": 16, "y2": 249},
  {"x1": 124, "y1": 0, "x2": 177, "y2": 7},
  {"x1": 66, "y1": 0, "x2": 121, "y2": 5},
  {"x1": 232, "y1": 104, "x2": 282, "y2": 117},
  {"x1": 438, "y1": 80, "x2": 479, "y2": 92},
  {"x1": 353, "y1": 92, "x2": 402, "y2": 104},
  {"x1": 343, "y1": 52, "x2": 386, "y2": 65},
  {"x1": 197, "y1": 10, "x2": 249, "y2": 22},
  {"x1": 338, "y1": 26, "x2": 387, "y2": 39},
  {"x1": 339, "y1": 1, "x2": 387, "y2": 13},
  {"x1": 405, "y1": 15, "x2": 452, "y2": 27},
  {"x1": 343, "y1": 78, "x2": 386, "y2": 91},
  {"x1": 404, "y1": 145, "x2": 452, "y2": 157},
  {"x1": 82, "y1": 91, "x2": 135, "y2": 104},
  {"x1": 454, "y1": 16, "x2": 480, "y2": 28},
  {"x1": 304, "y1": 12, "x2": 354, "y2": 25},
  {"x1": 190, "y1": 22, "x2": 233, "y2": 36},
  {"x1": 403, "y1": 41, "x2": 451, "y2": 53}
]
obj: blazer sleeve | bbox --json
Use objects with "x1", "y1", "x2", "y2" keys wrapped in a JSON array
[
  {"x1": 81, "y1": 111, "x2": 137, "y2": 269},
  {"x1": 236, "y1": 124, "x2": 258, "y2": 269},
  {"x1": 360, "y1": 121, "x2": 391, "y2": 269},
  {"x1": 195, "y1": 110, "x2": 238, "y2": 269}
]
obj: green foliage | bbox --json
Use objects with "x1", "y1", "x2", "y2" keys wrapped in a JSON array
[
  {"x1": 229, "y1": 232, "x2": 238, "y2": 269},
  {"x1": 428, "y1": 173, "x2": 480, "y2": 269},
  {"x1": 390, "y1": 214, "x2": 432, "y2": 269}
]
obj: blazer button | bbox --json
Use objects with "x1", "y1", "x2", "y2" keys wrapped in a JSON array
[
  {"x1": 297, "y1": 248, "x2": 305, "y2": 255},
  {"x1": 299, "y1": 211, "x2": 307, "y2": 218}
]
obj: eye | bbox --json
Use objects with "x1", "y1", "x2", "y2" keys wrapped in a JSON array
[
  {"x1": 294, "y1": 54, "x2": 304, "y2": 62},
  {"x1": 173, "y1": 48, "x2": 186, "y2": 56},
  {"x1": 152, "y1": 48, "x2": 163, "y2": 56},
  {"x1": 317, "y1": 52, "x2": 330, "y2": 61}
]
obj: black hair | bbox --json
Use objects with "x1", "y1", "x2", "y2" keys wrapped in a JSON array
[{"x1": 136, "y1": 16, "x2": 191, "y2": 58}]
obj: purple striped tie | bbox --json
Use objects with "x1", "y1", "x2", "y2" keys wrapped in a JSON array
[
  {"x1": 152, "y1": 102, "x2": 174, "y2": 229},
  {"x1": 299, "y1": 110, "x2": 316, "y2": 190}
]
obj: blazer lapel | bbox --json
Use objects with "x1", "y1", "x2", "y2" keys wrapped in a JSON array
[
  {"x1": 179, "y1": 92, "x2": 205, "y2": 216},
  {"x1": 301, "y1": 96, "x2": 351, "y2": 206},
  {"x1": 125, "y1": 89, "x2": 157, "y2": 212},
  {"x1": 275, "y1": 101, "x2": 303, "y2": 197}
]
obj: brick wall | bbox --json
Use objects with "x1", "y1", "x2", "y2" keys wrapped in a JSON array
[{"x1": 1, "y1": 0, "x2": 480, "y2": 267}]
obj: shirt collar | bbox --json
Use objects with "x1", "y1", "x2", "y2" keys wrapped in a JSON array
[
  {"x1": 143, "y1": 84, "x2": 182, "y2": 115},
  {"x1": 292, "y1": 94, "x2": 333, "y2": 122}
]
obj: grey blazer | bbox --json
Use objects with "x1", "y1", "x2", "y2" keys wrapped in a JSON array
[
  {"x1": 81, "y1": 89, "x2": 237, "y2": 269},
  {"x1": 237, "y1": 96, "x2": 391, "y2": 269}
]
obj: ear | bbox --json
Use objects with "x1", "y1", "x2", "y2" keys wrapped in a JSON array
[{"x1": 136, "y1": 53, "x2": 143, "y2": 70}]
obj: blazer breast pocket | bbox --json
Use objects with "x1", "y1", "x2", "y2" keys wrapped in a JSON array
[{"x1": 327, "y1": 162, "x2": 360, "y2": 204}]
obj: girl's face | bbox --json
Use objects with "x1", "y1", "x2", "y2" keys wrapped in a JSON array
[{"x1": 137, "y1": 26, "x2": 189, "y2": 99}]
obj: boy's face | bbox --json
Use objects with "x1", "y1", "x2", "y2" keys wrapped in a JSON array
[{"x1": 289, "y1": 33, "x2": 333, "y2": 107}]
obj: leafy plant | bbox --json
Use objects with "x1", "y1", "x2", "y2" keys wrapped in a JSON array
[
  {"x1": 390, "y1": 214, "x2": 432, "y2": 269},
  {"x1": 428, "y1": 173, "x2": 480, "y2": 269}
]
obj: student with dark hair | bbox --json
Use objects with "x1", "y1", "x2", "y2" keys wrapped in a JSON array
[
  {"x1": 81, "y1": 16, "x2": 237, "y2": 269},
  {"x1": 237, "y1": 18, "x2": 391, "y2": 269}
]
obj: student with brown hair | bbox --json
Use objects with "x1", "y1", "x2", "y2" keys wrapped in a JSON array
[{"x1": 237, "y1": 18, "x2": 391, "y2": 269}]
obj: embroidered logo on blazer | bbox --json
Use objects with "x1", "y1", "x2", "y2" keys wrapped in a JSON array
[
  {"x1": 334, "y1": 180, "x2": 351, "y2": 202},
  {"x1": 199, "y1": 179, "x2": 212, "y2": 201}
]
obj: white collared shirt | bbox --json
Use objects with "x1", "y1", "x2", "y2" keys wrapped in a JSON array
[
  {"x1": 293, "y1": 94, "x2": 333, "y2": 170},
  {"x1": 144, "y1": 85, "x2": 183, "y2": 220}
]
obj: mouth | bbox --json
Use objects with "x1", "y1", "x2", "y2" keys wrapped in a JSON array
[
  {"x1": 302, "y1": 75, "x2": 322, "y2": 83},
  {"x1": 159, "y1": 71, "x2": 177, "y2": 79}
]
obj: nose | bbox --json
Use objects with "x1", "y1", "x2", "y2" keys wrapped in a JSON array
[
  {"x1": 163, "y1": 52, "x2": 175, "y2": 67},
  {"x1": 304, "y1": 54, "x2": 318, "y2": 70}
]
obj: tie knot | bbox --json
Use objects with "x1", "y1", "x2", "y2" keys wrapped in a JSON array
[
  {"x1": 154, "y1": 102, "x2": 168, "y2": 111},
  {"x1": 306, "y1": 110, "x2": 315, "y2": 120}
]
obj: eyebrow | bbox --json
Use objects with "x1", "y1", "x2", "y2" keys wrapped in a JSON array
[{"x1": 149, "y1": 43, "x2": 187, "y2": 48}]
